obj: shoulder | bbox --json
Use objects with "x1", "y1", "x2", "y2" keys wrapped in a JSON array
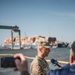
[
  {"x1": 48, "y1": 64, "x2": 70, "y2": 75},
  {"x1": 63, "y1": 64, "x2": 70, "y2": 69},
  {"x1": 48, "y1": 69, "x2": 68, "y2": 75},
  {"x1": 30, "y1": 57, "x2": 40, "y2": 69},
  {"x1": 31, "y1": 57, "x2": 39, "y2": 65},
  {"x1": 48, "y1": 69, "x2": 61, "y2": 75},
  {"x1": 31, "y1": 56, "x2": 44, "y2": 65},
  {"x1": 30, "y1": 58, "x2": 42, "y2": 74}
]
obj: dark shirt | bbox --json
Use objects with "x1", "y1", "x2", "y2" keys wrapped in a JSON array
[{"x1": 48, "y1": 64, "x2": 75, "y2": 75}]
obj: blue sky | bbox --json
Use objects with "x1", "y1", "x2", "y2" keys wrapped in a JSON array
[{"x1": 0, "y1": 0, "x2": 75, "y2": 45}]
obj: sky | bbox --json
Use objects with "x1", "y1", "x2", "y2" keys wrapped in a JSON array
[{"x1": 0, "y1": 0, "x2": 75, "y2": 45}]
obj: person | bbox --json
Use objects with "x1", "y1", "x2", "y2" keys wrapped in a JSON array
[
  {"x1": 14, "y1": 53, "x2": 30, "y2": 75},
  {"x1": 47, "y1": 41, "x2": 75, "y2": 75},
  {"x1": 14, "y1": 41, "x2": 75, "y2": 75},
  {"x1": 14, "y1": 41, "x2": 50, "y2": 75},
  {"x1": 30, "y1": 41, "x2": 51, "y2": 75}
]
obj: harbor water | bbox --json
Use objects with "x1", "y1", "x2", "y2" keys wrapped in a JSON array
[{"x1": 0, "y1": 48, "x2": 70, "y2": 75}]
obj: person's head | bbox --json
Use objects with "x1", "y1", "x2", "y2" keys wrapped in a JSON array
[
  {"x1": 70, "y1": 41, "x2": 75, "y2": 65},
  {"x1": 37, "y1": 41, "x2": 50, "y2": 58}
]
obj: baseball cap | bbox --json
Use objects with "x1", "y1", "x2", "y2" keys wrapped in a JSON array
[{"x1": 37, "y1": 41, "x2": 50, "y2": 48}]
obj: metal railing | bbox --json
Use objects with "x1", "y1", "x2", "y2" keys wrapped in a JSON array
[{"x1": 0, "y1": 54, "x2": 69, "y2": 64}]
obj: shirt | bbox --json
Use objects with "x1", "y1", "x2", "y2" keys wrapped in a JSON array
[
  {"x1": 47, "y1": 64, "x2": 75, "y2": 75},
  {"x1": 30, "y1": 56, "x2": 50, "y2": 75}
]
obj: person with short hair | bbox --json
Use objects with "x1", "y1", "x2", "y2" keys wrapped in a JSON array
[
  {"x1": 30, "y1": 41, "x2": 51, "y2": 75},
  {"x1": 47, "y1": 41, "x2": 75, "y2": 75}
]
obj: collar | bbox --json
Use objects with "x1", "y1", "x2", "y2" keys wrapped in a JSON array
[{"x1": 36, "y1": 56, "x2": 45, "y2": 60}]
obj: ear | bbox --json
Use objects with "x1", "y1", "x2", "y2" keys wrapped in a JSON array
[
  {"x1": 39, "y1": 48, "x2": 43, "y2": 53},
  {"x1": 70, "y1": 55, "x2": 73, "y2": 65}
]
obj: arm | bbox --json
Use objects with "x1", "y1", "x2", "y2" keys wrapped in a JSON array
[
  {"x1": 30, "y1": 64, "x2": 45, "y2": 75},
  {"x1": 14, "y1": 53, "x2": 30, "y2": 75}
]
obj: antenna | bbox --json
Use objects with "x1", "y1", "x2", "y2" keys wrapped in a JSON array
[{"x1": 24, "y1": 32, "x2": 27, "y2": 37}]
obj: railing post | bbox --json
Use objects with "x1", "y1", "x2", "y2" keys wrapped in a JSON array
[
  {"x1": 19, "y1": 30, "x2": 21, "y2": 49},
  {"x1": 11, "y1": 30, "x2": 13, "y2": 49}
]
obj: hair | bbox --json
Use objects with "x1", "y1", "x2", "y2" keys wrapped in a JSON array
[{"x1": 71, "y1": 41, "x2": 75, "y2": 58}]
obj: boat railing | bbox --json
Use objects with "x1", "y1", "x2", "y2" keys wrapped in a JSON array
[{"x1": 0, "y1": 54, "x2": 69, "y2": 64}]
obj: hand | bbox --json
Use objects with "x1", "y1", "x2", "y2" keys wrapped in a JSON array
[{"x1": 14, "y1": 53, "x2": 28, "y2": 72}]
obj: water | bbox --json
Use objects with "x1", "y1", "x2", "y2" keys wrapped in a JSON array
[{"x1": 0, "y1": 48, "x2": 70, "y2": 75}]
